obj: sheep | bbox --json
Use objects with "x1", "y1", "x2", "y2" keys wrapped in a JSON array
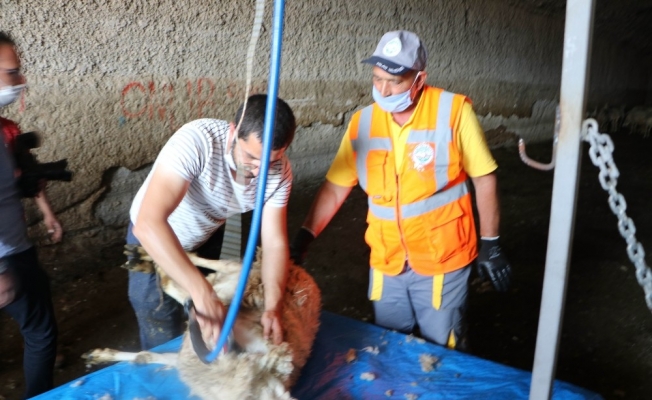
[
  {"x1": 644, "y1": 113, "x2": 652, "y2": 138},
  {"x1": 622, "y1": 106, "x2": 652, "y2": 136},
  {"x1": 606, "y1": 105, "x2": 625, "y2": 133},
  {"x1": 83, "y1": 246, "x2": 321, "y2": 400},
  {"x1": 590, "y1": 104, "x2": 625, "y2": 134}
]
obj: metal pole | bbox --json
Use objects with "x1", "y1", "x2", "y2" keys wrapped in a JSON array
[{"x1": 529, "y1": 1, "x2": 595, "y2": 398}]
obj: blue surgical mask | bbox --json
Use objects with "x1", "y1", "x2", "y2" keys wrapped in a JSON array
[{"x1": 372, "y1": 72, "x2": 421, "y2": 113}]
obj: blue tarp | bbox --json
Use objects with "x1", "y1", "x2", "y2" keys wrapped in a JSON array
[{"x1": 34, "y1": 312, "x2": 602, "y2": 400}]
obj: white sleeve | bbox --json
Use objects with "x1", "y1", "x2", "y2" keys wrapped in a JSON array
[
  {"x1": 266, "y1": 158, "x2": 293, "y2": 207},
  {"x1": 155, "y1": 122, "x2": 208, "y2": 181}
]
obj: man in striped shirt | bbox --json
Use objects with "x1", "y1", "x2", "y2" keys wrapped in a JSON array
[{"x1": 128, "y1": 95, "x2": 296, "y2": 350}]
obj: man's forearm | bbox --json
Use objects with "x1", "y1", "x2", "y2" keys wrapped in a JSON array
[
  {"x1": 471, "y1": 172, "x2": 500, "y2": 237},
  {"x1": 133, "y1": 217, "x2": 210, "y2": 299},
  {"x1": 34, "y1": 189, "x2": 55, "y2": 219},
  {"x1": 261, "y1": 243, "x2": 288, "y2": 312},
  {"x1": 303, "y1": 180, "x2": 353, "y2": 237}
]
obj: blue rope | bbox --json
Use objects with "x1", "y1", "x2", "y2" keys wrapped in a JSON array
[{"x1": 205, "y1": 0, "x2": 286, "y2": 363}]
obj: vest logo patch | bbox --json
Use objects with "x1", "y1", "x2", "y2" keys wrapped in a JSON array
[
  {"x1": 411, "y1": 143, "x2": 434, "y2": 171},
  {"x1": 382, "y1": 38, "x2": 402, "y2": 57}
]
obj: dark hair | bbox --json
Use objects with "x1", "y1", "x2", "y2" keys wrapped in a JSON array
[
  {"x1": 234, "y1": 94, "x2": 296, "y2": 150},
  {"x1": 0, "y1": 31, "x2": 16, "y2": 47}
]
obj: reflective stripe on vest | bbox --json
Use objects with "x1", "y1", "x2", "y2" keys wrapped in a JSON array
[
  {"x1": 368, "y1": 180, "x2": 468, "y2": 220},
  {"x1": 352, "y1": 90, "x2": 464, "y2": 221},
  {"x1": 408, "y1": 91, "x2": 454, "y2": 191},
  {"x1": 351, "y1": 106, "x2": 391, "y2": 191}
]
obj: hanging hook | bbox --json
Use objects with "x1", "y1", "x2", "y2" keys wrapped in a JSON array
[{"x1": 518, "y1": 105, "x2": 560, "y2": 171}]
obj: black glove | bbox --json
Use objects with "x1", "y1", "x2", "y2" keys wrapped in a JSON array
[
  {"x1": 289, "y1": 227, "x2": 315, "y2": 266},
  {"x1": 476, "y1": 237, "x2": 512, "y2": 292}
]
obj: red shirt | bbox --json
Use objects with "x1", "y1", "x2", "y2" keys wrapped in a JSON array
[{"x1": 1, "y1": 117, "x2": 21, "y2": 152}]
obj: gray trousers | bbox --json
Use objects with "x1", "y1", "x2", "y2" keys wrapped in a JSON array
[{"x1": 369, "y1": 264, "x2": 470, "y2": 349}]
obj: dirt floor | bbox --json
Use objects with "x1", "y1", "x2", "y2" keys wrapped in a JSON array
[{"x1": 1, "y1": 130, "x2": 651, "y2": 400}]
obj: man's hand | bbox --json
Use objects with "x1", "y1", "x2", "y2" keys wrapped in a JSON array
[
  {"x1": 34, "y1": 190, "x2": 63, "y2": 242},
  {"x1": 191, "y1": 283, "x2": 226, "y2": 348},
  {"x1": 476, "y1": 237, "x2": 512, "y2": 292},
  {"x1": 261, "y1": 309, "x2": 283, "y2": 345},
  {"x1": 289, "y1": 227, "x2": 315, "y2": 266},
  {"x1": 0, "y1": 269, "x2": 17, "y2": 308},
  {"x1": 44, "y1": 214, "x2": 63, "y2": 243}
]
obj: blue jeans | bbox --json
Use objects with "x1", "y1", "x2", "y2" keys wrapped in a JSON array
[
  {"x1": 2, "y1": 246, "x2": 58, "y2": 399},
  {"x1": 126, "y1": 223, "x2": 225, "y2": 350}
]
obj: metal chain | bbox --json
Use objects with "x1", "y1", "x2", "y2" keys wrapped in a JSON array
[{"x1": 582, "y1": 118, "x2": 652, "y2": 310}]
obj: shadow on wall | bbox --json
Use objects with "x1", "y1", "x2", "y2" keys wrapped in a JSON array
[
  {"x1": 478, "y1": 101, "x2": 652, "y2": 148},
  {"x1": 478, "y1": 99, "x2": 557, "y2": 145},
  {"x1": 94, "y1": 165, "x2": 152, "y2": 227}
]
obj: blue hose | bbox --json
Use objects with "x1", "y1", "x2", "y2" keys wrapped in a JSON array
[{"x1": 205, "y1": 0, "x2": 286, "y2": 363}]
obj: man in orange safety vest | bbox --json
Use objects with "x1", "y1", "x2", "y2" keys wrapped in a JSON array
[{"x1": 290, "y1": 30, "x2": 511, "y2": 350}]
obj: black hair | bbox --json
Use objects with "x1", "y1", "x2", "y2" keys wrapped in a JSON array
[
  {"x1": 234, "y1": 94, "x2": 296, "y2": 150},
  {"x1": 0, "y1": 31, "x2": 16, "y2": 47}
]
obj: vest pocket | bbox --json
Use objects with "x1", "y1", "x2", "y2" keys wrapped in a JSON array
[
  {"x1": 422, "y1": 201, "x2": 467, "y2": 263},
  {"x1": 365, "y1": 214, "x2": 387, "y2": 264},
  {"x1": 365, "y1": 153, "x2": 393, "y2": 200},
  {"x1": 366, "y1": 216, "x2": 408, "y2": 272}
]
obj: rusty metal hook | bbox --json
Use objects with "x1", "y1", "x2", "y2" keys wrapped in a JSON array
[{"x1": 518, "y1": 105, "x2": 560, "y2": 171}]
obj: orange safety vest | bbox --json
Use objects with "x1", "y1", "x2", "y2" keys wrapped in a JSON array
[{"x1": 350, "y1": 86, "x2": 478, "y2": 276}]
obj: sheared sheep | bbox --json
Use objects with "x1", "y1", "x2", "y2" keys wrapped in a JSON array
[{"x1": 83, "y1": 246, "x2": 321, "y2": 400}]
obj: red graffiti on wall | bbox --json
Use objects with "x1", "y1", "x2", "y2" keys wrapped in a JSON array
[
  {"x1": 187, "y1": 78, "x2": 215, "y2": 118},
  {"x1": 9, "y1": 79, "x2": 262, "y2": 122},
  {"x1": 120, "y1": 78, "x2": 265, "y2": 129},
  {"x1": 121, "y1": 79, "x2": 213, "y2": 130},
  {"x1": 120, "y1": 78, "x2": 267, "y2": 132},
  {"x1": 121, "y1": 82, "x2": 148, "y2": 118}
]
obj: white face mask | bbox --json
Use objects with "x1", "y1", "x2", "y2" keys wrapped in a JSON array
[
  {"x1": 225, "y1": 144, "x2": 237, "y2": 171},
  {"x1": 0, "y1": 83, "x2": 25, "y2": 107},
  {"x1": 372, "y1": 72, "x2": 421, "y2": 113},
  {"x1": 225, "y1": 138, "x2": 256, "y2": 185}
]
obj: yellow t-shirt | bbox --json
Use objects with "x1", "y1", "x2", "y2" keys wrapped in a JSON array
[{"x1": 325, "y1": 99, "x2": 497, "y2": 187}]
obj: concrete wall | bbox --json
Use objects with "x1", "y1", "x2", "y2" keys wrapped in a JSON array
[{"x1": 0, "y1": 0, "x2": 648, "y2": 249}]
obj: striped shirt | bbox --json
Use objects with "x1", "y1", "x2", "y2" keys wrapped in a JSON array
[{"x1": 130, "y1": 119, "x2": 292, "y2": 250}]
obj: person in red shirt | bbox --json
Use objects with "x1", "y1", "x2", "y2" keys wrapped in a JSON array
[
  {"x1": 1, "y1": 77, "x2": 62, "y2": 242},
  {"x1": 1, "y1": 30, "x2": 58, "y2": 399}
]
